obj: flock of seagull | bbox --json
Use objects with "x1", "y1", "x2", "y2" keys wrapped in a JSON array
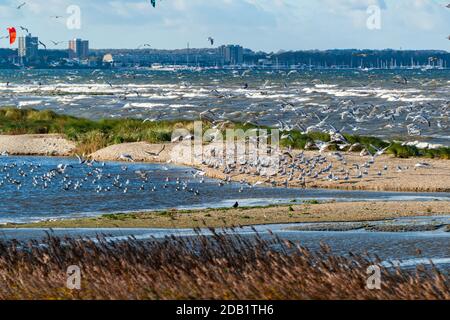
[
  {"x1": 189, "y1": 131, "x2": 434, "y2": 191},
  {"x1": 0, "y1": 127, "x2": 432, "y2": 206},
  {"x1": 5, "y1": 68, "x2": 446, "y2": 144},
  {"x1": 0, "y1": 155, "x2": 214, "y2": 199}
]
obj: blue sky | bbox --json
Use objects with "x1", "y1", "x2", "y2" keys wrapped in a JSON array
[{"x1": 0, "y1": 0, "x2": 449, "y2": 51}]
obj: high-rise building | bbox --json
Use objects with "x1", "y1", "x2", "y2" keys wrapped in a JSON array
[
  {"x1": 68, "y1": 38, "x2": 89, "y2": 59},
  {"x1": 18, "y1": 34, "x2": 39, "y2": 63},
  {"x1": 219, "y1": 45, "x2": 244, "y2": 65}
]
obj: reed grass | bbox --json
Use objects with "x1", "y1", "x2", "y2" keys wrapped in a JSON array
[{"x1": 0, "y1": 230, "x2": 448, "y2": 300}]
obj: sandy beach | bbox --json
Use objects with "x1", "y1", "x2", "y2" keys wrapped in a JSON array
[
  {"x1": 0, "y1": 134, "x2": 76, "y2": 157},
  {"x1": 0, "y1": 134, "x2": 449, "y2": 193}
]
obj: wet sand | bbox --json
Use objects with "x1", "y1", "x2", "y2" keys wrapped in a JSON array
[
  {"x1": 1, "y1": 135, "x2": 450, "y2": 193},
  {"x1": 3, "y1": 201, "x2": 450, "y2": 229}
]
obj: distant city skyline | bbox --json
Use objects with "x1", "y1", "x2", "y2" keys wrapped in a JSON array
[{"x1": 0, "y1": 0, "x2": 449, "y2": 51}]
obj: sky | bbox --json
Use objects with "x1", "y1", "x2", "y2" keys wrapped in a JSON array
[{"x1": 0, "y1": 0, "x2": 449, "y2": 51}]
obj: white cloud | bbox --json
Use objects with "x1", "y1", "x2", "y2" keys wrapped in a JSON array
[{"x1": 0, "y1": 0, "x2": 448, "y2": 50}]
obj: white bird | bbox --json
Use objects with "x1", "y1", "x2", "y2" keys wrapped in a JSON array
[
  {"x1": 118, "y1": 154, "x2": 134, "y2": 162},
  {"x1": 415, "y1": 162, "x2": 432, "y2": 169},
  {"x1": 252, "y1": 181, "x2": 264, "y2": 187},
  {"x1": 370, "y1": 144, "x2": 392, "y2": 157}
]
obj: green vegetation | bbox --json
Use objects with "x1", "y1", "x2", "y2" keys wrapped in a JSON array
[
  {"x1": 0, "y1": 107, "x2": 198, "y2": 154},
  {"x1": 303, "y1": 200, "x2": 321, "y2": 205},
  {"x1": 0, "y1": 107, "x2": 449, "y2": 159}
]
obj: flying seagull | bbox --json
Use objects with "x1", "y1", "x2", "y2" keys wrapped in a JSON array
[
  {"x1": 19, "y1": 26, "x2": 29, "y2": 33},
  {"x1": 207, "y1": 37, "x2": 214, "y2": 46},
  {"x1": 38, "y1": 41, "x2": 47, "y2": 49},
  {"x1": 17, "y1": 2, "x2": 26, "y2": 10},
  {"x1": 119, "y1": 154, "x2": 135, "y2": 162},
  {"x1": 145, "y1": 145, "x2": 166, "y2": 157},
  {"x1": 138, "y1": 44, "x2": 151, "y2": 49}
]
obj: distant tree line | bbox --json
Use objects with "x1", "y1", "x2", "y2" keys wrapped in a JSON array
[
  {"x1": 250, "y1": 49, "x2": 450, "y2": 68},
  {"x1": 0, "y1": 47, "x2": 449, "y2": 68}
]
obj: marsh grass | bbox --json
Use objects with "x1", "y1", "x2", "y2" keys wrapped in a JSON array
[
  {"x1": 0, "y1": 230, "x2": 447, "y2": 300},
  {"x1": 0, "y1": 107, "x2": 449, "y2": 158}
]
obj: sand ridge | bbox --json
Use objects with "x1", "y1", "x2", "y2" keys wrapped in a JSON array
[
  {"x1": 0, "y1": 134, "x2": 76, "y2": 156},
  {"x1": 4, "y1": 201, "x2": 450, "y2": 229}
]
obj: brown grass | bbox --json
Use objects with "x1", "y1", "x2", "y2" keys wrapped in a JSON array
[{"x1": 0, "y1": 230, "x2": 448, "y2": 300}]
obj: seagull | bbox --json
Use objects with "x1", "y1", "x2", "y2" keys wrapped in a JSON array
[
  {"x1": 393, "y1": 75, "x2": 408, "y2": 85},
  {"x1": 38, "y1": 41, "x2": 47, "y2": 49},
  {"x1": 19, "y1": 26, "x2": 29, "y2": 33},
  {"x1": 207, "y1": 37, "x2": 214, "y2": 46},
  {"x1": 17, "y1": 2, "x2": 26, "y2": 10},
  {"x1": 407, "y1": 114, "x2": 431, "y2": 127},
  {"x1": 241, "y1": 70, "x2": 251, "y2": 77},
  {"x1": 370, "y1": 144, "x2": 392, "y2": 157},
  {"x1": 134, "y1": 170, "x2": 149, "y2": 180},
  {"x1": 252, "y1": 181, "x2": 264, "y2": 187},
  {"x1": 50, "y1": 40, "x2": 65, "y2": 46},
  {"x1": 118, "y1": 154, "x2": 134, "y2": 162},
  {"x1": 192, "y1": 170, "x2": 206, "y2": 178},
  {"x1": 75, "y1": 154, "x2": 86, "y2": 164},
  {"x1": 143, "y1": 112, "x2": 163, "y2": 123},
  {"x1": 415, "y1": 162, "x2": 432, "y2": 169},
  {"x1": 137, "y1": 44, "x2": 151, "y2": 49},
  {"x1": 145, "y1": 145, "x2": 166, "y2": 157}
]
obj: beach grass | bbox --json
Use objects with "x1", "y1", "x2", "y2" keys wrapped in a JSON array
[
  {"x1": 0, "y1": 107, "x2": 198, "y2": 155},
  {"x1": 0, "y1": 107, "x2": 449, "y2": 159},
  {"x1": 0, "y1": 231, "x2": 448, "y2": 300}
]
